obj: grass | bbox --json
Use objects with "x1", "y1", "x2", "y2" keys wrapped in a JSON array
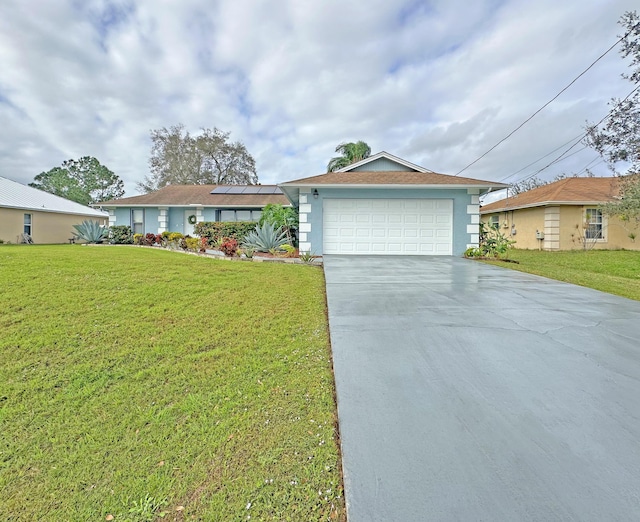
[
  {"x1": 0, "y1": 245, "x2": 345, "y2": 521},
  {"x1": 482, "y1": 249, "x2": 640, "y2": 301}
]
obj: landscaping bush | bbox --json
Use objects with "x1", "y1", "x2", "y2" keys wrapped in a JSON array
[
  {"x1": 195, "y1": 222, "x2": 256, "y2": 247},
  {"x1": 259, "y1": 204, "x2": 298, "y2": 245},
  {"x1": 219, "y1": 237, "x2": 239, "y2": 256},
  {"x1": 72, "y1": 220, "x2": 108, "y2": 244},
  {"x1": 184, "y1": 237, "x2": 199, "y2": 252},
  {"x1": 242, "y1": 222, "x2": 289, "y2": 252},
  {"x1": 133, "y1": 233, "x2": 144, "y2": 245},
  {"x1": 465, "y1": 223, "x2": 515, "y2": 259},
  {"x1": 109, "y1": 225, "x2": 134, "y2": 244}
]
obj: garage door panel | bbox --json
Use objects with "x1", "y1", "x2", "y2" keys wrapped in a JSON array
[{"x1": 323, "y1": 198, "x2": 452, "y2": 256}]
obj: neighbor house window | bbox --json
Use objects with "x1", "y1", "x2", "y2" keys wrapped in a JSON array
[
  {"x1": 585, "y1": 208, "x2": 603, "y2": 240},
  {"x1": 489, "y1": 215, "x2": 499, "y2": 229},
  {"x1": 24, "y1": 214, "x2": 32, "y2": 235},
  {"x1": 132, "y1": 209, "x2": 144, "y2": 234}
]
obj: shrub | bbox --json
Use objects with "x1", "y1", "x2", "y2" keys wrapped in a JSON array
[
  {"x1": 143, "y1": 233, "x2": 156, "y2": 246},
  {"x1": 199, "y1": 237, "x2": 208, "y2": 253},
  {"x1": 168, "y1": 232, "x2": 184, "y2": 242},
  {"x1": 298, "y1": 250, "x2": 316, "y2": 263},
  {"x1": 259, "y1": 204, "x2": 298, "y2": 245},
  {"x1": 109, "y1": 225, "x2": 134, "y2": 244},
  {"x1": 133, "y1": 233, "x2": 144, "y2": 245},
  {"x1": 479, "y1": 222, "x2": 515, "y2": 258},
  {"x1": 464, "y1": 247, "x2": 482, "y2": 258},
  {"x1": 184, "y1": 237, "x2": 200, "y2": 252},
  {"x1": 73, "y1": 220, "x2": 108, "y2": 244},
  {"x1": 241, "y1": 246, "x2": 255, "y2": 258},
  {"x1": 219, "y1": 237, "x2": 239, "y2": 256},
  {"x1": 194, "y1": 222, "x2": 256, "y2": 247},
  {"x1": 465, "y1": 223, "x2": 515, "y2": 258},
  {"x1": 242, "y1": 222, "x2": 289, "y2": 252},
  {"x1": 281, "y1": 244, "x2": 296, "y2": 257}
]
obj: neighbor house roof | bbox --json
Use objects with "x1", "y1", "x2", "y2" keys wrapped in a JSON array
[
  {"x1": 0, "y1": 176, "x2": 107, "y2": 217},
  {"x1": 480, "y1": 177, "x2": 621, "y2": 214},
  {"x1": 99, "y1": 184, "x2": 290, "y2": 208}
]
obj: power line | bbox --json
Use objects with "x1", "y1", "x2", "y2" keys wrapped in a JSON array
[
  {"x1": 508, "y1": 82, "x2": 640, "y2": 186},
  {"x1": 455, "y1": 21, "x2": 640, "y2": 177},
  {"x1": 498, "y1": 133, "x2": 585, "y2": 182},
  {"x1": 500, "y1": 81, "x2": 640, "y2": 188}
]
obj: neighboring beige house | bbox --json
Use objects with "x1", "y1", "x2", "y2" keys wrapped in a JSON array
[
  {"x1": 480, "y1": 177, "x2": 640, "y2": 251},
  {"x1": 0, "y1": 176, "x2": 108, "y2": 244}
]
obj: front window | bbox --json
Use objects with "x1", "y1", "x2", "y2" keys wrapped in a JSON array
[
  {"x1": 218, "y1": 210, "x2": 261, "y2": 222},
  {"x1": 24, "y1": 213, "x2": 32, "y2": 235},
  {"x1": 132, "y1": 209, "x2": 144, "y2": 234},
  {"x1": 585, "y1": 209, "x2": 603, "y2": 239}
]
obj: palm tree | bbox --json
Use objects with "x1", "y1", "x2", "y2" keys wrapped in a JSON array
[{"x1": 327, "y1": 141, "x2": 371, "y2": 172}]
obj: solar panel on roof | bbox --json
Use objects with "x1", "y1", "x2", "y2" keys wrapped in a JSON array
[
  {"x1": 226, "y1": 186, "x2": 245, "y2": 194},
  {"x1": 242, "y1": 186, "x2": 262, "y2": 194},
  {"x1": 211, "y1": 186, "x2": 231, "y2": 194}
]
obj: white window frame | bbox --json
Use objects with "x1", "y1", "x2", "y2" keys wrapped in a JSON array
[
  {"x1": 24, "y1": 213, "x2": 32, "y2": 235},
  {"x1": 217, "y1": 209, "x2": 262, "y2": 222},
  {"x1": 131, "y1": 209, "x2": 144, "y2": 235},
  {"x1": 585, "y1": 208, "x2": 607, "y2": 242}
]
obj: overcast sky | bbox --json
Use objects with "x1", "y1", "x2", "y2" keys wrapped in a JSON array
[{"x1": 0, "y1": 0, "x2": 638, "y2": 198}]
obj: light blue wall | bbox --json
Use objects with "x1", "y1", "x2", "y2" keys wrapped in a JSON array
[
  {"x1": 112, "y1": 207, "x2": 260, "y2": 234},
  {"x1": 114, "y1": 208, "x2": 131, "y2": 227},
  {"x1": 350, "y1": 158, "x2": 414, "y2": 172},
  {"x1": 306, "y1": 188, "x2": 476, "y2": 256},
  {"x1": 202, "y1": 208, "x2": 217, "y2": 221}
]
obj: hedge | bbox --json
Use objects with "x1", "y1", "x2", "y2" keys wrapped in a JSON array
[{"x1": 194, "y1": 222, "x2": 257, "y2": 246}]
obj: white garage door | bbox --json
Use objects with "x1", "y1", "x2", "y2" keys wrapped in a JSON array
[{"x1": 323, "y1": 198, "x2": 453, "y2": 255}]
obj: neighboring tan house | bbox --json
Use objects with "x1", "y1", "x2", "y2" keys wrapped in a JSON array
[
  {"x1": 480, "y1": 177, "x2": 639, "y2": 251},
  {"x1": 0, "y1": 176, "x2": 108, "y2": 244},
  {"x1": 279, "y1": 151, "x2": 507, "y2": 256},
  {"x1": 99, "y1": 184, "x2": 290, "y2": 236}
]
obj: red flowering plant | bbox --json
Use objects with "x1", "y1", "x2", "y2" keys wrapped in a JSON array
[{"x1": 219, "y1": 237, "x2": 238, "y2": 257}]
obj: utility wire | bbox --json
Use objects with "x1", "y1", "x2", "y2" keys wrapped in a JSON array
[
  {"x1": 508, "y1": 82, "x2": 640, "y2": 185},
  {"x1": 455, "y1": 21, "x2": 640, "y2": 176},
  {"x1": 498, "y1": 133, "x2": 585, "y2": 182}
]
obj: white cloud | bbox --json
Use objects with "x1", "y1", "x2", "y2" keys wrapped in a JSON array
[{"x1": 0, "y1": 0, "x2": 638, "y2": 197}]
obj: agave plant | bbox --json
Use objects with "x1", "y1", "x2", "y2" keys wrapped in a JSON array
[
  {"x1": 72, "y1": 220, "x2": 108, "y2": 244},
  {"x1": 242, "y1": 222, "x2": 289, "y2": 252}
]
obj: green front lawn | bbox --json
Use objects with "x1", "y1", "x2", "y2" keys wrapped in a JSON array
[
  {"x1": 483, "y1": 249, "x2": 640, "y2": 301},
  {"x1": 0, "y1": 245, "x2": 344, "y2": 521}
]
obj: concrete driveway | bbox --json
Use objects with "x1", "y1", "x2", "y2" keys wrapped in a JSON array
[{"x1": 324, "y1": 255, "x2": 640, "y2": 522}]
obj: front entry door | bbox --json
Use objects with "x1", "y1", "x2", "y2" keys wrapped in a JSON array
[{"x1": 184, "y1": 210, "x2": 195, "y2": 236}]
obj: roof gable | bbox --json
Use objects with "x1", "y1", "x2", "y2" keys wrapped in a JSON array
[
  {"x1": 337, "y1": 151, "x2": 431, "y2": 173},
  {"x1": 0, "y1": 176, "x2": 107, "y2": 217},
  {"x1": 480, "y1": 177, "x2": 621, "y2": 213}
]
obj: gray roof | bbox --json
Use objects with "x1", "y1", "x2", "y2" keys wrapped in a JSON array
[{"x1": 0, "y1": 176, "x2": 107, "y2": 217}]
